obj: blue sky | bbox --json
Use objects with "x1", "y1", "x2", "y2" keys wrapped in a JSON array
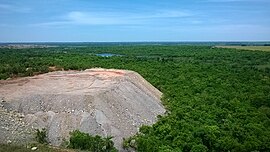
[{"x1": 0, "y1": 0, "x2": 269, "y2": 42}]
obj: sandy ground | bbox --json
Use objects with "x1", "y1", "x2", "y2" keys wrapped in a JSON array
[{"x1": 0, "y1": 68, "x2": 165, "y2": 151}]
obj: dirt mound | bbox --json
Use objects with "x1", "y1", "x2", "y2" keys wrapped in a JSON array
[{"x1": 0, "y1": 68, "x2": 165, "y2": 150}]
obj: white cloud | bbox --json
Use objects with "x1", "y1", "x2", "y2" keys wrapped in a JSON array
[
  {"x1": 136, "y1": 10, "x2": 192, "y2": 18},
  {"x1": 32, "y1": 10, "x2": 193, "y2": 27},
  {"x1": 0, "y1": 4, "x2": 10, "y2": 9},
  {"x1": 0, "y1": 3, "x2": 31, "y2": 13},
  {"x1": 67, "y1": 11, "x2": 126, "y2": 25}
]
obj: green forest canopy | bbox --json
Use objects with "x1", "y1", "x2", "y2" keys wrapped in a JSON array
[{"x1": 0, "y1": 45, "x2": 270, "y2": 151}]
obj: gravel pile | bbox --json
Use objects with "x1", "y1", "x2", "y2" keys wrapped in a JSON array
[
  {"x1": 0, "y1": 68, "x2": 165, "y2": 150},
  {"x1": 0, "y1": 102, "x2": 34, "y2": 145}
]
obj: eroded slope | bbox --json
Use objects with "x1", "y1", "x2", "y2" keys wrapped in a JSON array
[{"x1": 0, "y1": 68, "x2": 165, "y2": 150}]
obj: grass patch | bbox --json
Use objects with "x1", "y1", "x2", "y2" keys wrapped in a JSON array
[{"x1": 216, "y1": 45, "x2": 270, "y2": 51}]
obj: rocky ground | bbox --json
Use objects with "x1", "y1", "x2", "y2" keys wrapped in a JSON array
[
  {"x1": 0, "y1": 102, "x2": 35, "y2": 145},
  {"x1": 0, "y1": 68, "x2": 165, "y2": 151}
]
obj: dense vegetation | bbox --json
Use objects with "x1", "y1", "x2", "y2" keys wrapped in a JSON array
[
  {"x1": 0, "y1": 45, "x2": 270, "y2": 151},
  {"x1": 68, "y1": 130, "x2": 117, "y2": 152}
]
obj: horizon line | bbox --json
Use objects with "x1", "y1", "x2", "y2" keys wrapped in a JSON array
[{"x1": 1, "y1": 40, "x2": 270, "y2": 44}]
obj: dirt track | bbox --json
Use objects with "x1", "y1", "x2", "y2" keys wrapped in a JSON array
[{"x1": 0, "y1": 68, "x2": 165, "y2": 150}]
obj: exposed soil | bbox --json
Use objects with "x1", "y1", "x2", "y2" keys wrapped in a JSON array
[{"x1": 0, "y1": 68, "x2": 165, "y2": 151}]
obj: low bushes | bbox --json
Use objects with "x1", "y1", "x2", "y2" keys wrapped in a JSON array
[
  {"x1": 35, "y1": 128, "x2": 48, "y2": 144},
  {"x1": 68, "y1": 130, "x2": 117, "y2": 152}
]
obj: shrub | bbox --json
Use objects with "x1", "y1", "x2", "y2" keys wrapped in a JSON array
[
  {"x1": 68, "y1": 130, "x2": 117, "y2": 152},
  {"x1": 122, "y1": 137, "x2": 137, "y2": 149},
  {"x1": 35, "y1": 128, "x2": 48, "y2": 144}
]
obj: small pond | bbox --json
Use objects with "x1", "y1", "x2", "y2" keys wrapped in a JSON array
[{"x1": 96, "y1": 53, "x2": 123, "y2": 57}]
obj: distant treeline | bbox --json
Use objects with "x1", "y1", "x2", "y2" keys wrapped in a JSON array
[{"x1": 1, "y1": 41, "x2": 270, "y2": 47}]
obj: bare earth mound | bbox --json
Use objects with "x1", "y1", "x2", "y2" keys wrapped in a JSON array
[{"x1": 0, "y1": 68, "x2": 165, "y2": 150}]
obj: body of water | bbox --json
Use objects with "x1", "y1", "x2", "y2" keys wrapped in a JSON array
[{"x1": 96, "y1": 53, "x2": 122, "y2": 57}]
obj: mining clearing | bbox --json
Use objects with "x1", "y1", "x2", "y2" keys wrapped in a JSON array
[{"x1": 0, "y1": 68, "x2": 165, "y2": 150}]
